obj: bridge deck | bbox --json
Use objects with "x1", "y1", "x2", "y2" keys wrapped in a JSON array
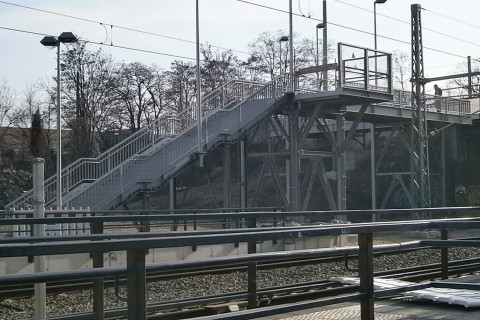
[{"x1": 295, "y1": 88, "x2": 475, "y2": 125}]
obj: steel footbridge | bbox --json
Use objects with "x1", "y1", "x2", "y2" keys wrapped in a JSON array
[{"x1": 7, "y1": 43, "x2": 478, "y2": 211}]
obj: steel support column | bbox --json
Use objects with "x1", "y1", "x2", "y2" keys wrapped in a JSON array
[
  {"x1": 411, "y1": 3, "x2": 430, "y2": 208},
  {"x1": 441, "y1": 131, "x2": 446, "y2": 206},
  {"x1": 240, "y1": 139, "x2": 247, "y2": 209},
  {"x1": 169, "y1": 178, "x2": 176, "y2": 211},
  {"x1": 359, "y1": 233, "x2": 374, "y2": 320},
  {"x1": 223, "y1": 145, "x2": 231, "y2": 208},
  {"x1": 336, "y1": 114, "x2": 346, "y2": 213},
  {"x1": 289, "y1": 107, "x2": 300, "y2": 212},
  {"x1": 370, "y1": 124, "x2": 377, "y2": 215},
  {"x1": 127, "y1": 249, "x2": 146, "y2": 320}
]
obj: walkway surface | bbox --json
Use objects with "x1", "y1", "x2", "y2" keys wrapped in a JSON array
[{"x1": 255, "y1": 300, "x2": 480, "y2": 319}]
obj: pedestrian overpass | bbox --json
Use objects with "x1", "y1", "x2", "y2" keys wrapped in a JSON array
[{"x1": 7, "y1": 43, "x2": 477, "y2": 211}]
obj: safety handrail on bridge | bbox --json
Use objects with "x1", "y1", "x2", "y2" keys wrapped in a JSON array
[
  {"x1": 6, "y1": 78, "x2": 275, "y2": 210},
  {"x1": 68, "y1": 75, "x2": 290, "y2": 210}
]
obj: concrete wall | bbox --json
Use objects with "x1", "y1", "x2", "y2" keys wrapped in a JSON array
[{"x1": 0, "y1": 235, "x2": 346, "y2": 274}]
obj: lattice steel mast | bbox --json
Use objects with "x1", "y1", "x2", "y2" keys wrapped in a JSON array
[{"x1": 410, "y1": 3, "x2": 431, "y2": 208}]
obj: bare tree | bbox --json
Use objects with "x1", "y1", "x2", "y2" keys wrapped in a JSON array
[
  {"x1": 113, "y1": 62, "x2": 156, "y2": 132},
  {"x1": 146, "y1": 67, "x2": 170, "y2": 123},
  {"x1": 448, "y1": 60, "x2": 480, "y2": 98},
  {"x1": 392, "y1": 50, "x2": 410, "y2": 91},
  {"x1": 246, "y1": 30, "x2": 284, "y2": 81},
  {"x1": 60, "y1": 42, "x2": 118, "y2": 158},
  {"x1": 0, "y1": 80, "x2": 16, "y2": 143},
  {"x1": 245, "y1": 30, "x2": 336, "y2": 89},
  {"x1": 166, "y1": 61, "x2": 197, "y2": 128},
  {"x1": 201, "y1": 45, "x2": 241, "y2": 94}
]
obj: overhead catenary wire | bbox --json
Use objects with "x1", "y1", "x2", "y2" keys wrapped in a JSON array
[
  {"x1": 235, "y1": 0, "x2": 467, "y2": 59},
  {"x1": 424, "y1": 7, "x2": 480, "y2": 31},
  {"x1": 0, "y1": 0, "x2": 472, "y2": 62},
  {"x1": 332, "y1": 0, "x2": 480, "y2": 48},
  {"x1": 0, "y1": 0, "x2": 251, "y2": 56},
  {"x1": 0, "y1": 0, "x2": 469, "y2": 60},
  {"x1": 0, "y1": 26, "x2": 197, "y2": 61}
]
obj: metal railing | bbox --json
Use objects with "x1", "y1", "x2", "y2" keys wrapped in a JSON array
[
  {"x1": 338, "y1": 43, "x2": 392, "y2": 94},
  {"x1": 1, "y1": 207, "x2": 480, "y2": 320},
  {"x1": 378, "y1": 90, "x2": 472, "y2": 115},
  {"x1": 52, "y1": 76, "x2": 289, "y2": 210},
  {"x1": 7, "y1": 78, "x2": 278, "y2": 210}
]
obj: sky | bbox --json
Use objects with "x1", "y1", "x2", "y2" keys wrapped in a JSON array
[{"x1": 1, "y1": 0, "x2": 480, "y2": 96}]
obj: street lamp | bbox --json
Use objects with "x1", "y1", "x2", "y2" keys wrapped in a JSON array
[
  {"x1": 374, "y1": 0, "x2": 387, "y2": 50},
  {"x1": 279, "y1": 36, "x2": 289, "y2": 76},
  {"x1": 40, "y1": 32, "x2": 78, "y2": 210},
  {"x1": 374, "y1": 0, "x2": 387, "y2": 87},
  {"x1": 196, "y1": 0, "x2": 203, "y2": 158},
  {"x1": 316, "y1": 0, "x2": 328, "y2": 91}
]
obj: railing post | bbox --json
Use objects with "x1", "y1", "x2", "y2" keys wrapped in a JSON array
[
  {"x1": 247, "y1": 215, "x2": 257, "y2": 309},
  {"x1": 91, "y1": 221, "x2": 104, "y2": 320},
  {"x1": 338, "y1": 43, "x2": 344, "y2": 88},
  {"x1": 359, "y1": 232, "x2": 374, "y2": 320},
  {"x1": 441, "y1": 228, "x2": 449, "y2": 280},
  {"x1": 364, "y1": 48, "x2": 369, "y2": 91},
  {"x1": 127, "y1": 249, "x2": 146, "y2": 320},
  {"x1": 33, "y1": 157, "x2": 46, "y2": 320}
]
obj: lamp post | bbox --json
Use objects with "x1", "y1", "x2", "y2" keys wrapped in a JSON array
[
  {"x1": 288, "y1": 0, "x2": 294, "y2": 92},
  {"x1": 374, "y1": 0, "x2": 387, "y2": 50},
  {"x1": 196, "y1": 0, "x2": 203, "y2": 157},
  {"x1": 40, "y1": 32, "x2": 78, "y2": 210},
  {"x1": 374, "y1": 0, "x2": 387, "y2": 87},
  {"x1": 316, "y1": 0, "x2": 327, "y2": 91},
  {"x1": 279, "y1": 36, "x2": 289, "y2": 76},
  {"x1": 316, "y1": 23, "x2": 325, "y2": 90}
]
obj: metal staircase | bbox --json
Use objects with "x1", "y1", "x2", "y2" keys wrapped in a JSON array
[{"x1": 7, "y1": 76, "x2": 290, "y2": 210}]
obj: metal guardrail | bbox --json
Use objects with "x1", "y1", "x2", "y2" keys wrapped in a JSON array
[
  {"x1": 338, "y1": 43, "x2": 392, "y2": 94},
  {"x1": 1, "y1": 207, "x2": 480, "y2": 320},
  {"x1": 378, "y1": 90, "x2": 472, "y2": 115}
]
